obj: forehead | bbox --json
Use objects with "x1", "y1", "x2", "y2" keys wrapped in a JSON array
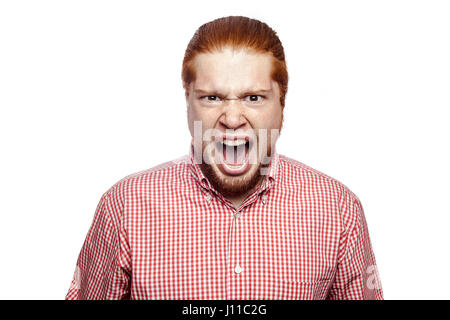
[{"x1": 192, "y1": 48, "x2": 274, "y2": 92}]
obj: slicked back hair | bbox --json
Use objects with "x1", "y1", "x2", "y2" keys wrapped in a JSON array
[{"x1": 182, "y1": 16, "x2": 288, "y2": 107}]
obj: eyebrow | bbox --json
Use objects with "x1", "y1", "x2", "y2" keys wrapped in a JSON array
[{"x1": 193, "y1": 88, "x2": 273, "y2": 96}]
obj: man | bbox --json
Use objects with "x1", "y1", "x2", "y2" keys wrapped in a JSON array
[{"x1": 66, "y1": 16, "x2": 383, "y2": 300}]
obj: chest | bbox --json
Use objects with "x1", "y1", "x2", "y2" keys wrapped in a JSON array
[{"x1": 125, "y1": 190, "x2": 341, "y2": 299}]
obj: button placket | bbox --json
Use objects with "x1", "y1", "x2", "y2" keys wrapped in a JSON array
[
  {"x1": 204, "y1": 193, "x2": 212, "y2": 205},
  {"x1": 228, "y1": 206, "x2": 243, "y2": 298},
  {"x1": 234, "y1": 265, "x2": 242, "y2": 274}
]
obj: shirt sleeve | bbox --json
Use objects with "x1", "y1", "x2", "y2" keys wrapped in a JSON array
[
  {"x1": 65, "y1": 189, "x2": 131, "y2": 300},
  {"x1": 327, "y1": 190, "x2": 383, "y2": 300}
]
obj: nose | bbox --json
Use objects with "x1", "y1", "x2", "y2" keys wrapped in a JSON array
[{"x1": 218, "y1": 99, "x2": 248, "y2": 130}]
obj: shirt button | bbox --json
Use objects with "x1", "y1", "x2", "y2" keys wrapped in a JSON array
[
  {"x1": 205, "y1": 194, "x2": 211, "y2": 202},
  {"x1": 234, "y1": 211, "x2": 241, "y2": 218},
  {"x1": 234, "y1": 265, "x2": 242, "y2": 274},
  {"x1": 261, "y1": 195, "x2": 268, "y2": 204}
]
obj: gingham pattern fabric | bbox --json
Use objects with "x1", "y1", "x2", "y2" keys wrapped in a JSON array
[{"x1": 66, "y1": 149, "x2": 383, "y2": 300}]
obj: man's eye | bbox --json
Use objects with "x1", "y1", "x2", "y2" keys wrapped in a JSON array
[
  {"x1": 245, "y1": 95, "x2": 264, "y2": 103},
  {"x1": 202, "y1": 95, "x2": 221, "y2": 102}
]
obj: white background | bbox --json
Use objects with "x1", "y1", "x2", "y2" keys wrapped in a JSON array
[{"x1": 0, "y1": 0, "x2": 449, "y2": 299}]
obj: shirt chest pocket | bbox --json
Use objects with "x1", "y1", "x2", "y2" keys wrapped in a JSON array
[{"x1": 267, "y1": 279, "x2": 332, "y2": 300}]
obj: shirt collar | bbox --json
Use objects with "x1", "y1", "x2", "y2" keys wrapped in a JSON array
[
  {"x1": 188, "y1": 145, "x2": 212, "y2": 191},
  {"x1": 188, "y1": 144, "x2": 280, "y2": 196}
]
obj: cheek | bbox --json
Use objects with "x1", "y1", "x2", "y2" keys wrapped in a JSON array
[
  {"x1": 187, "y1": 102, "x2": 205, "y2": 125},
  {"x1": 268, "y1": 104, "x2": 283, "y2": 128},
  {"x1": 251, "y1": 107, "x2": 283, "y2": 130},
  {"x1": 195, "y1": 106, "x2": 220, "y2": 125},
  {"x1": 188, "y1": 104, "x2": 220, "y2": 133},
  {"x1": 269, "y1": 110, "x2": 283, "y2": 128}
]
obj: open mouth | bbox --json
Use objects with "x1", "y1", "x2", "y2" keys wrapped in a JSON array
[{"x1": 214, "y1": 136, "x2": 253, "y2": 176}]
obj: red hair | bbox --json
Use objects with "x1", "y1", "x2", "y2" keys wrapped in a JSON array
[{"x1": 182, "y1": 16, "x2": 288, "y2": 107}]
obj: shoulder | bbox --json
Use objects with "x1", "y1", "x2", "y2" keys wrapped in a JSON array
[
  {"x1": 278, "y1": 155, "x2": 355, "y2": 193},
  {"x1": 278, "y1": 154, "x2": 363, "y2": 221},
  {"x1": 98, "y1": 156, "x2": 190, "y2": 213}
]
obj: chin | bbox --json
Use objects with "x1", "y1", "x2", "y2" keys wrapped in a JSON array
[
  {"x1": 196, "y1": 134, "x2": 273, "y2": 198},
  {"x1": 199, "y1": 160, "x2": 263, "y2": 198}
]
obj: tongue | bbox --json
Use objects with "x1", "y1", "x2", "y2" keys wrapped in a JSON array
[{"x1": 223, "y1": 144, "x2": 246, "y2": 165}]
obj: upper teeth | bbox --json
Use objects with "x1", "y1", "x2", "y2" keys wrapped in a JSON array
[{"x1": 223, "y1": 139, "x2": 246, "y2": 147}]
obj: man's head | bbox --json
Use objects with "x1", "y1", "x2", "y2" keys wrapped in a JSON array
[{"x1": 183, "y1": 16, "x2": 288, "y2": 198}]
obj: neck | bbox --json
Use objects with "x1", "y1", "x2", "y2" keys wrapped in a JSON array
[
  {"x1": 225, "y1": 175, "x2": 265, "y2": 209},
  {"x1": 227, "y1": 193, "x2": 250, "y2": 209}
]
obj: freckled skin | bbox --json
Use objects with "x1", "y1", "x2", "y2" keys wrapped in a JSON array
[{"x1": 186, "y1": 48, "x2": 283, "y2": 207}]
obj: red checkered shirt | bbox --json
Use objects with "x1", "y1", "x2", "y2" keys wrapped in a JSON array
[{"x1": 66, "y1": 150, "x2": 383, "y2": 300}]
